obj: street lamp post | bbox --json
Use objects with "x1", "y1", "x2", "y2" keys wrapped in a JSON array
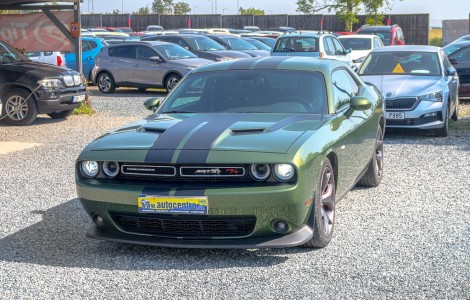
[
  {"x1": 237, "y1": 0, "x2": 239, "y2": 14},
  {"x1": 121, "y1": 0, "x2": 123, "y2": 13},
  {"x1": 193, "y1": 5, "x2": 199, "y2": 14}
]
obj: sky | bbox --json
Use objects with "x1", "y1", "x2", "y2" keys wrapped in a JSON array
[{"x1": 81, "y1": 0, "x2": 470, "y2": 25}]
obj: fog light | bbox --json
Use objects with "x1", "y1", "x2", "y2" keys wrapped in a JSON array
[
  {"x1": 272, "y1": 220, "x2": 289, "y2": 234},
  {"x1": 92, "y1": 214, "x2": 105, "y2": 227},
  {"x1": 102, "y1": 161, "x2": 119, "y2": 178},
  {"x1": 423, "y1": 112, "x2": 438, "y2": 118}
]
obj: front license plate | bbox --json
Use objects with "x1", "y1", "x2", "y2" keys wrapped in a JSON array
[
  {"x1": 72, "y1": 95, "x2": 86, "y2": 103},
  {"x1": 138, "y1": 194, "x2": 208, "y2": 215},
  {"x1": 386, "y1": 112, "x2": 405, "y2": 120}
]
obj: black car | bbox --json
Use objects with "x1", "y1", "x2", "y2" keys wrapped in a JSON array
[
  {"x1": 205, "y1": 34, "x2": 269, "y2": 57},
  {"x1": 140, "y1": 34, "x2": 251, "y2": 62},
  {"x1": 444, "y1": 40, "x2": 470, "y2": 99},
  {"x1": 0, "y1": 41, "x2": 86, "y2": 125},
  {"x1": 244, "y1": 36, "x2": 276, "y2": 49}
]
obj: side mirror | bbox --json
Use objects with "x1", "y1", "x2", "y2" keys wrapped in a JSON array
[
  {"x1": 449, "y1": 58, "x2": 458, "y2": 65},
  {"x1": 149, "y1": 56, "x2": 163, "y2": 62},
  {"x1": 447, "y1": 66, "x2": 457, "y2": 76},
  {"x1": 144, "y1": 97, "x2": 161, "y2": 113},
  {"x1": 345, "y1": 48, "x2": 352, "y2": 54},
  {"x1": 350, "y1": 96, "x2": 371, "y2": 111}
]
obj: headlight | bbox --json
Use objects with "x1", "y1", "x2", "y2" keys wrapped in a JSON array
[
  {"x1": 63, "y1": 75, "x2": 74, "y2": 86},
  {"x1": 250, "y1": 164, "x2": 271, "y2": 181},
  {"x1": 38, "y1": 78, "x2": 61, "y2": 89},
  {"x1": 81, "y1": 161, "x2": 99, "y2": 178},
  {"x1": 73, "y1": 74, "x2": 82, "y2": 86},
  {"x1": 353, "y1": 57, "x2": 366, "y2": 64},
  {"x1": 102, "y1": 161, "x2": 120, "y2": 178},
  {"x1": 273, "y1": 164, "x2": 295, "y2": 182},
  {"x1": 419, "y1": 92, "x2": 442, "y2": 102}
]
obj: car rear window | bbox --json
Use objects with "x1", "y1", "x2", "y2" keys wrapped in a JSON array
[
  {"x1": 273, "y1": 37, "x2": 319, "y2": 52},
  {"x1": 160, "y1": 70, "x2": 328, "y2": 114},
  {"x1": 357, "y1": 30, "x2": 392, "y2": 45},
  {"x1": 339, "y1": 38, "x2": 372, "y2": 50}
]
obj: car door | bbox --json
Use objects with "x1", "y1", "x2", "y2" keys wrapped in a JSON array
[
  {"x1": 448, "y1": 46, "x2": 470, "y2": 97},
  {"x1": 132, "y1": 44, "x2": 167, "y2": 87},
  {"x1": 331, "y1": 68, "x2": 376, "y2": 196},
  {"x1": 332, "y1": 37, "x2": 352, "y2": 67},
  {"x1": 107, "y1": 45, "x2": 134, "y2": 84}
]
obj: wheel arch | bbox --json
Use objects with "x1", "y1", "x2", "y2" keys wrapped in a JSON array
[
  {"x1": 96, "y1": 69, "x2": 116, "y2": 84},
  {"x1": 163, "y1": 71, "x2": 183, "y2": 85},
  {"x1": 325, "y1": 151, "x2": 338, "y2": 191}
]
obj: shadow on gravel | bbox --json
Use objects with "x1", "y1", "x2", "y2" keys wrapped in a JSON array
[
  {"x1": 89, "y1": 87, "x2": 167, "y2": 99},
  {"x1": 0, "y1": 116, "x2": 67, "y2": 128},
  {"x1": 384, "y1": 127, "x2": 470, "y2": 151},
  {"x1": 0, "y1": 199, "x2": 313, "y2": 270}
]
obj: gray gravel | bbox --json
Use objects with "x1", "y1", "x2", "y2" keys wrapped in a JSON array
[{"x1": 1, "y1": 88, "x2": 470, "y2": 299}]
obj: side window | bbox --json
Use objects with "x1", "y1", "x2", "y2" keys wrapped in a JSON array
[
  {"x1": 88, "y1": 41, "x2": 98, "y2": 50},
  {"x1": 108, "y1": 46, "x2": 133, "y2": 58},
  {"x1": 331, "y1": 69, "x2": 360, "y2": 111},
  {"x1": 324, "y1": 37, "x2": 335, "y2": 55},
  {"x1": 167, "y1": 77, "x2": 206, "y2": 109},
  {"x1": 440, "y1": 50, "x2": 452, "y2": 70},
  {"x1": 332, "y1": 37, "x2": 345, "y2": 55},
  {"x1": 178, "y1": 39, "x2": 191, "y2": 49},
  {"x1": 373, "y1": 37, "x2": 382, "y2": 48},
  {"x1": 82, "y1": 41, "x2": 91, "y2": 52},
  {"x1": 450, "y1": 47, "x2": 470, "y2": 63},
  {"x1": 135, "y1": 45, "x2": 157, "y2": 60}
]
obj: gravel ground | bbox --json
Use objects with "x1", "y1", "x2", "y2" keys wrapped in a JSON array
[{"x1": 1, "y1": 88, "x2": 469, "y2": 299}]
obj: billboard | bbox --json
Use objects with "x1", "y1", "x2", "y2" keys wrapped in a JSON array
[{"x1": 0, "y1": 11, "x2": 74, "y2": 52}]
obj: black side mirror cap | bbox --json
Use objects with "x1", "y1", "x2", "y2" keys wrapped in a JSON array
[{"x1": 144, "y1": 97, "x2": 161, "y2": 113}]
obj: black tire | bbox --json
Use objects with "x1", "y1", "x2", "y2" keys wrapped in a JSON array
[
  {"x1": 434, "y1": 107, "x2": 449, "y2": 137},
  {"x1": 452, "y1": 98, "x2": 459, "y2": 121},
  {"x1": 164, "y1": 74, "x2": 181, "y2": 92},
  {"x1": 97, "y1": 72, "x2": 116, "y2": 94},
  {"x1": 303, "y1": 158, "x2": 336, "y2": 248},
  {"x1": 47, "y1": 109, "x2": 74, "y2": 119},
  {"x1": 1, "y1": 88, "x2": 38, "y2": 126},
  {"x1": 358, "y1": 127, "x2": 384, "y2": 187}
]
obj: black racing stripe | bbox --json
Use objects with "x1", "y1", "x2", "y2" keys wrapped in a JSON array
[
  {"x1": 266, "y1": 115, "x2": 322, "y2": 133},
  {"x1": 228, "y1": 58, "x2": 259, "y2": 70},
  {"x1": 174, "y1": 189, "x2": 206, "y2": 197},
  {"x1": 253, "y1": 56, "x2": 291, "y2": 70},
  {"x1": 176, "y1": 114, "x2": 244, "y2": 164},
  {"x1": 144, "y1": 150, "x2": 175, "y2": 163},
  {"x1": 142, "y1": 187, "x2": 171, "y2": 196}
]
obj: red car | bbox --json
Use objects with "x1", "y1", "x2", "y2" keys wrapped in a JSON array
[{"x1": 356, "y1": 25, "x2": 405, "y2": 46}]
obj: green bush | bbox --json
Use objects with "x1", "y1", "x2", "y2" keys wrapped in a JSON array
[
  {"x1": 73, "y1": 100, "x2": 94, "y2": 115},
  {"x1": 429, "y1": 37, "x2": 442, "y2": 47}
]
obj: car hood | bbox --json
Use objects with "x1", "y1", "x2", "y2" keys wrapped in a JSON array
[
  {"x1": 360, "y1": 75, "x2": 444, "y2": 98},
  {"x1": 88, "y1": 113, "x2": 324, "y2": 154},
  {"x1": 240, "y1": 50, "x2": 270, "y2": 57},
  {"x1": 271, "y1": 52, "x2": 320, "y2": 57},
  {"x1": 204, "y1": 50, "x2": 252, "y2": 59},
  {"x1": 1, "y1": 61, "x2": 74, "y2": 77},
  {"x1": 168, "y1": 58, "x2": 212, "y2": 68}
]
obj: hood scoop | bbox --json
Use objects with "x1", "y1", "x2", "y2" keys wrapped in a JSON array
[
  {"x1": 230, "y1": 128, "x2": 265, "y2": 135},
  {"x1": 141, "y1": 127, "x2": 166, "y2": 134}
]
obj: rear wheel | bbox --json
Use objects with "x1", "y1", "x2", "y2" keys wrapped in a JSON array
[
  {"x1": 97, "y1": 72, "x2": 116, "y2": 94},
  {"x1": 303, "y1": 158, "x2": 336, "y2": 248},
  {"x1": 47, "y1": 109, "x2": 74, "y2": 119},
  {"x1": 358, "y1": 127, "x2": 384, "y2": 187},
  {"x1": 165, "y1": 74, "x2": 181, "y2": 92},
  {"x1": 2, "y1": 89, "x2": 38, "y2": 126}
]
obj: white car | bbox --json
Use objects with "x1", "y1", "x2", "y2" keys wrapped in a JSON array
[
  {"x1": 338, "y1": 34, "x2": 384, "y2": 69},
  {"x1": 24, "y1": 51, "x2": 66, "y2": 68}
]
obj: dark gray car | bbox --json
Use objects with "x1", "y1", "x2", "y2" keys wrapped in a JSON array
[
  {"x1": 206, "y1": 34, "x2": 270, "y2": 57},
  {"x1": 91, "y1": 41, "x2": 212, "y2": 93},
  {"x1": 140, "y1": 34, "x2": 251, "y2": 61}
]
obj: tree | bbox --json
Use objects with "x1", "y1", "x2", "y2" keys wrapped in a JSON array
[
  {"x1": 152, "y1": 0, "x2": 174, "y2": 14},
  {"x1": 296, "y1": 0, "x2": 330, "y2": 14},
  {"x1": 133, "y1": 6, "x2": 150, "y2": 15},
  {"x1": 239, "y1": 7, "x2": 265, "y2": 15},
  {"x1": 173, "y1": 2, "x2": 191, "y2": 15}
]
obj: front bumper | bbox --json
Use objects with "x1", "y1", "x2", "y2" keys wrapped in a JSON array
[
  {"x1": 36, "y1": 85, "x2": 87, "y2": 114},
  {"x1": 77, "y1": 178, "x2": 316, "y2": 248},
  {"x1": 385, "y1": 100, "x2": 445, "y2": 130}
]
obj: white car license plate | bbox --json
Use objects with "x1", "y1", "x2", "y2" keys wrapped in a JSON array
[
  {"x1": 386, "y1": 112, "x2": 405, "y2": 120},
  {"x1": 72, "y1": 95, "x2": 86, "y2": 103}
]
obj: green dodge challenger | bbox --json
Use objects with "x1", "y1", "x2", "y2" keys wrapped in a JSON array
[{"x1": 76, "y1": 56, "x2": 385, "y2": 248}]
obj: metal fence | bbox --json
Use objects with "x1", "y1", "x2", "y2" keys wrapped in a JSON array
[
  {"x1": 442, "y1": 19, "x2": 468, "y2": 45},
  {"x1": 81, "y1": 13, "x2": 430, "y2": 45}
]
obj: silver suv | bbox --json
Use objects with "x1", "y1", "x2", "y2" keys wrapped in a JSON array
[{"x1": 92, "y1": 41, "x2": 212, "y2": 93}]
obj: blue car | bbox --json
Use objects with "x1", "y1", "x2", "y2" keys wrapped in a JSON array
[{"x1": 65, "y1": 37, "x2": 107, "y2": 81}]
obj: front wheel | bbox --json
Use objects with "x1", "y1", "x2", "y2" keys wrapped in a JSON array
[
  {"x1": 452, "y1": 98, "x2": 459, "y2": 121},
  {"x1": 2, "y1": 89, "x2": 38, "y2": 126},
  {"x1": 97, "y1": 72, "x2": 116, "y2": 94},
  {"x1": 303, "y1": 158, "x2": 336, "y2": 248},
  {"x1": 165, "y1": 74, "x2": 181, "y2": 92}
]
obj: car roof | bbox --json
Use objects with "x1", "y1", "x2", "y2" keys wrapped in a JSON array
[
  {"x1": 447, "y1": 40, "x2": 470, "y2": 46},
  {"x1": 193, "y1": 56, "x2": 343, "y2": 73},
  {"x1": 338, "y1": 34, "x2": 378, "y2": 39},
  {"x1": 277, "y1": 33, "x2": 328, "y2": 38},
  {"x1": 370, "y1": 45, "x2": 439, "y2": 53},
  {"x1": 359, "y1": 25, "x2": 395, "y2": 30},
  {"x1": 107, "y1": 41, "x2": 173, "y2": 47}
]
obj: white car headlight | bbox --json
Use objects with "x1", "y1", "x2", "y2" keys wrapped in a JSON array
[
  {"x1": 63, "y1": 75, "x2": 74, "y2": 86},
  {"x1": 419, "y1": 92, "x2": 442, "y2": 102},
  {"x1": 73, "y1": 74, "x2": 82, "y2": 86},
  {"x1": 102, "y1": 161, "x2": 120, "y2": 178},
  {"x1": 81, "y1": 161, "x2": 100, "y2": 178},
  {"x1": 273, "y1": 164, "x2": 295, "y2": 182},
  {"x1": 38, "y1": 78, "x2": 61, "y2": 89}
]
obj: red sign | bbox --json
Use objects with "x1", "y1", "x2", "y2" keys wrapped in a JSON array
[{"x1": 0, "y1": 11, "x2": 74, "y2": 52}]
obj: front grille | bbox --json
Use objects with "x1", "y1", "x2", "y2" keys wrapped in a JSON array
[
  {"x1": 121, "y1": 165, "x2": 176, "y2": 176},
  {"x1": 110, "y1": 212, "x2": 256, "y2": 238},
  {"x1": 386, "y1": 98, "x2": 419, "y2": 110}
]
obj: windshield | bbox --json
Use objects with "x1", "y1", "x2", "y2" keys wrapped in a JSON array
[
  {"x1": 339, "y1": 38, "x2": 372, "y2": 50},
  {"x1": 0, "y1": 42, "x2": 30, "y2": 63},
  {"x1": 258, "y1": 38, "x2": 276, "y2": 48},
  {"x1": 359, "y1": 51, "x2": 441, "y2": 76},
  {"x1": 443, "y1": 44, "x2": 464, "y2": 55},
  {"x1": 223, "y1": 37, "x2": 258, "y2": 50},
  {"x1": 153, "y1": 44, "x2": 197, "y2": 60},
  {"x1": 273, "y1": 37, "x2": 318, "y2": 52},
  {"x1": 119, "y1": 28, "x2": 132, "y2": 33},
  {"x1": 245, "y1": 39, "x2": 271, "y2": 51},
  {"x1": 186, "y1": 37, "x2": 225, "y2": 51},
  {"x1": 357, "y1": 31, "x2": 391, "y2": 45},
  {"x1": 159, "y1": 70, "x2": 327, "y2": 114}
]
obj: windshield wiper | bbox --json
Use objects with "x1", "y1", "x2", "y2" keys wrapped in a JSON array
[{"x1": 162, "y1": 110, "x2": 196, "y2": 114}]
